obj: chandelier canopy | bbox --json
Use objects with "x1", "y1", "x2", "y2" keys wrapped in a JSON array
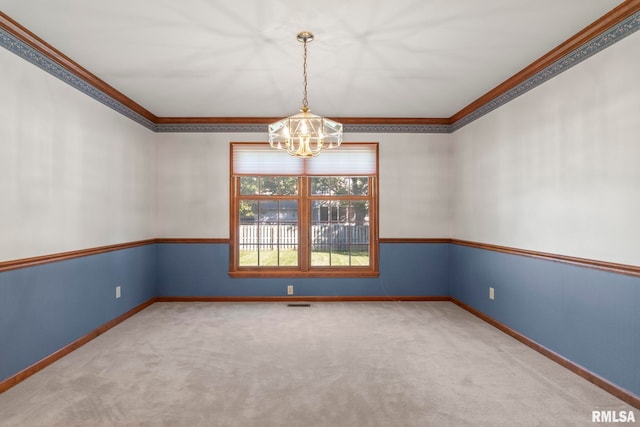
[{"x1": 268, "y1": 32, "x2": 343, "y2": 158}]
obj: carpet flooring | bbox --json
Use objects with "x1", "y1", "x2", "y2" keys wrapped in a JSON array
[{"x1": 0, "y1": 301, "x2": 636, "y2": 426}]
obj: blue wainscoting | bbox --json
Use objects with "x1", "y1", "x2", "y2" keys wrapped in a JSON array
[
  {"x1": 0, "y1": 244, "x2": 157, "y2": 383},
  {"x1": 156, "y1": 242, "x2": 451, "y2": 297},
  {"x1": 450, "y1": 243, "x2": 640, "y2": 398},
  {"x1": 3, "y1": 240, "x2": 638, "y2": 402}
]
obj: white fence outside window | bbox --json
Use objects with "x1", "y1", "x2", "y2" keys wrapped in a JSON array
[{"x1": 239, "y1": 225, "x2": 369, "y2": 250}]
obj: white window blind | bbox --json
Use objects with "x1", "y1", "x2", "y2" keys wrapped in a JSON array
[
  {"x1": 303, "y1": 144, "x2": 377, "y2": 175},
  {"x1": 232, "y1": 143, "x2": 304, "y2": 175},
  {"x1": 232, "y1": 143, "x2": 377, "y2": 176}
]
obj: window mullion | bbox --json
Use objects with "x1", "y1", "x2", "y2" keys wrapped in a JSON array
[
  {"x1": 370, "y1": 177, "x2": 378, "y2": 271},
  {"x1": 299, "y1": 177, "x2": 309, "y2": 271},
  {"x1": 230, "y1": 176, "x2": 239, "y2": 272}
]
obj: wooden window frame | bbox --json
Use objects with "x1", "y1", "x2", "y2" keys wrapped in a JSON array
[{"x1": 229, "y1": 142, "x2": 379, "y2": 278}]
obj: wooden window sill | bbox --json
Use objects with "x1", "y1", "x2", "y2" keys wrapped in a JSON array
[{"x1": 228, "y1": 269, "x2": 380, "y2": 278}]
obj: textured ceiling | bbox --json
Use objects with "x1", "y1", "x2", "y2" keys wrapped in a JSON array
[{"x1": 0, "y1": 0, "x2": 625, "y2": 118}]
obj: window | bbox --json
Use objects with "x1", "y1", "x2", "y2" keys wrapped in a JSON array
[{"x1": 230, "y1": 143, "x2": 378, "y2": 277}]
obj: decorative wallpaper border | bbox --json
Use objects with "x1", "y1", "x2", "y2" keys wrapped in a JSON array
[
  {"x1": 1, "y1": 9, "x2": 639, "y2": 134},
  {"x1": 343, "y1": 123, "x2": 452, "y2": 134},
  {"x1": 154, "y1": 123, "x2": 265, "y2": 133},
  {"x1": 154, "y1": 122, "x2": 454, "y2": 133}
]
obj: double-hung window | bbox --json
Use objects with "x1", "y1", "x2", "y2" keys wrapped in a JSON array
[{"x1": 229, "y1": 142, "x2": 379, "y2": 277}]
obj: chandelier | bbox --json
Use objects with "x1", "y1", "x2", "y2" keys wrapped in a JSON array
[{"x1": 268, "y1": 32, "x2": 343, "y2": 158}]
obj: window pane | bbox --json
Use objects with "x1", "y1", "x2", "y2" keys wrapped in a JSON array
[
  {"x1": 238, "y1": 199, "x2": 258, "y2": 267},
  {"x1": 331, "y1": 250, "x2": 351, "y2": 266},
  {"x1": 239, "y1": 201, "x2": 261, "y2": 266},
  {"x1": 311, "y1": 201, "x2": 341, "y2": 267},
  {"x1": 259, "y1": 177, "x2": 279, "y2": 195},
  {"x1": 258, "y1": 246, "x2": 278, "y2": 266},
  {"x1": 259, "y1": 200, "x2": 278, "y2": 224},
  {"x1": 240, "y1": 177, "x2": 259, "y2": 195},
  {"x1": 242, "y1": 176, "x2": 298, "y2": 196},
  {"x1": 280, "y1": 177, "x2": 298, "y2": 195},
  {"x1": 331, "y1": 224, "x2": 349, "y2": 250},
  {"x1": 311, "y1": 245, "x2": 331, "y2": 266},
  {"x1": 310, "y1": 176, "x2": 355, "y2": 195},
  {"x1": 311, "y1": 177, "x2": 334, "y2": 195},
  {"x1": 351, "y1": 223, "x2": 369, "y2": 245},
  {"x1": 312, "y1": 223, "x2": 330, "y2": 242},
  {"x1": 279, "y1": 248, "x2": 298, "y2": 266},
  {"x1": 350, "y1": 245, "x2": 370, "y2": 266},
  {"x1": 311, "y1": 221, "x2": 330, "y2": 266},
  {"x1": 350, "y1": 177, "x2": 369, "y2": 195},
  {"x1": 351, "y1": 200, "x2": 369, "y2": 227},
  {"x1": 239, "y1": 201, "x2": 258, "y2": 225},
  {"x1": 338, "y1": 200, "x2": 351, "y2": 223},
  {"x1": 311, "y1": 200, "x2": 327, "y2": 224},
  {"x1": 278, "y1": 224, "x2": 298, "y2": 247},
  {"x1": 279, "y1": 200, "x2": 298, "y2": 223},
  {"x1": 277, "y1": 201, "x2": 298, "y2": 265},
  {"x1": 334, "y1": 177, "x2": 351, "y2": 195},
  {"x1": 311, "y1": 200, "x2": 347, "y2": 223},
  {"x1": 239, "y1": 247, "x2": 258, "y2": 266}
]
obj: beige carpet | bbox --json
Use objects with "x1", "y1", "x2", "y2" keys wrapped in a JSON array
[{"x1": 0, "y1": 302, "x2": 635, "y2": 426}]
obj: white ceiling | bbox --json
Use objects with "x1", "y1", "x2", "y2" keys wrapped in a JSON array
[{"x1": 0, "y1": 0, "x2": 624, "y2": 118}]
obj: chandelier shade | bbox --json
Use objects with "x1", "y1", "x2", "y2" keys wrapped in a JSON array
[
  {"x1": 268, "y1": 109, "x2": 343, "y2": 158},
  {"x1": 268, "y1": 32, "x2": 343, "y2": 158}
]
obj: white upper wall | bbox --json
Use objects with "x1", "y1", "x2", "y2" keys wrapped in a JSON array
[
  {"x1": 155, "y1": 132, "x2": 257, "y2": 239},
  {"x1": 452, "y1": 31, "x2": 640, "y2": 266},
  {"x1": 374, "y1": 133, "x2": 452, "y2": 238},
  {"x1": 155, "y1": 132, "x2": 453, "y2": 239},
  {"x1": 5, "y1": 21, "x2": 638, "y2": 265},
  {"x1": 0, "y1": 48, "x2": 156, "y2": 262}
]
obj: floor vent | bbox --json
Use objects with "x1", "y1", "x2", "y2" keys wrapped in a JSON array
[{"x1": 287, "y1": 303, "x2": 311, "y2": 307}]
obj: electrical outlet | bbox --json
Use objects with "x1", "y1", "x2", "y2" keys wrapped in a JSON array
[
  {"x1": 489, "y1": 287, "x2": 494, "y2": 300},
  {"x1": 287, "y1": 285, "x2": 294, "y2": 295},
  {"x1": 116, "y1": 286, "x2": 121, "y2": 299}
]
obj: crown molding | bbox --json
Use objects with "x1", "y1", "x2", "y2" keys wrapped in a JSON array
[
  {"x1": 1, "y1": 4, "x2": 640, "y2": 133},
  {"x1": 451, "y1": 1, "x2": 640, "y2": 130},
  {"x1": 0, "y1": 11, "x2": 157, "y2": 130}
]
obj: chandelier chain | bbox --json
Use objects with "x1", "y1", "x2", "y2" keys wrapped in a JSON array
[{"x1": 302, "y1": 39, "x2": 308, "y2": 110}]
